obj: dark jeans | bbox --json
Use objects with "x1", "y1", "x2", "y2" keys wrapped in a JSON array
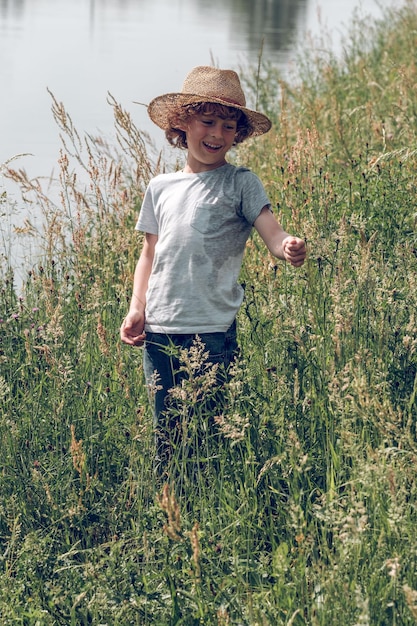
[{"x1": 143, "y1": 321, "x2": 238, "y2": 474}]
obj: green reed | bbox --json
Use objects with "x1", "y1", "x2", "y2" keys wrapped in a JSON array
[{"x1": 1, "y1": 2, "x2": 417, "y2": 624}]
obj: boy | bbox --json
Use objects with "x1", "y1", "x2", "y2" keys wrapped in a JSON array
[{"x1": 120, "y1": 66, "x2": 306, "y2": 467}]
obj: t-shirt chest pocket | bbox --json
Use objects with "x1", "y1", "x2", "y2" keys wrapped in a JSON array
[{"x1": 190, "y1": 200, "x2": 235, "y2": 235}]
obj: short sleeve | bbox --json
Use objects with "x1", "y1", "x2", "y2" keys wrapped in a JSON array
[
  {"x1": 135, "y1": 182, "x2": 159, "y2": 234},
  {"x1": 236, "y1": 169, "x2": 271, "y2": 225}
]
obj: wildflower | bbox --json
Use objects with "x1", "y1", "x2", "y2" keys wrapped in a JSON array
[
  {"x1": 385, "y1": 557, "x2": 400, "y2": 579},
  {"x1": 214, "y1": 412, "x2": 249, "y2": 443},
  {"x1": 403, "y1": 585, "x2": 417, "y2": 620},
  {"x1": 146, "y1": 369, "x2": 162, "y2": 401}
]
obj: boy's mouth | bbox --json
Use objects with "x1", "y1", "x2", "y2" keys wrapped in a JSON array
[{"x1": 203, "y1": 141, "x2": 222, "y2": 152}]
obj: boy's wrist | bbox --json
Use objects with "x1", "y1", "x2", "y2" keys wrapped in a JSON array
[
  {"x1": 129, "y1": 293, "x2": 146, "y2": 314},
  {"x1": 128, "y1": 304, "x2": 145, "y2": 316}
]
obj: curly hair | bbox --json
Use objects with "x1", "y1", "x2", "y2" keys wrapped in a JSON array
[{"x1": 165, "y1": 102, "x2": 253, "y2": 149}]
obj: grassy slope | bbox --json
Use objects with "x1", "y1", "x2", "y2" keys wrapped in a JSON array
[{"x1": 1, "y1": 3, "x2": 417, "y2": 624}]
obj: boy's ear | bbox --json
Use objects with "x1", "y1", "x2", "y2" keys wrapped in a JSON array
[
  {"x1": 171, "y1": 114, "x2": 188, "y2": 132},
  {"x1": 175, "y1": 121, "x2": 189, "y2": 132}
]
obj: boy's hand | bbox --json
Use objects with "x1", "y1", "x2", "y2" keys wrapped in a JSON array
[
  {"x1": 120, "y1": 311, "x2": 146, "y2": 347},
  {"x1": 282, "y1": 236, "x2": 306, "y2": 267}
]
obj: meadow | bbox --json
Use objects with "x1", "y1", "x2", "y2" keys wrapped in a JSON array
[{"x1": 1, "y1": 2, "x2": 417, "y2": 624}]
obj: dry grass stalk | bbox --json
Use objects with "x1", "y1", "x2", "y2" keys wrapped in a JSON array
[
  {"x1": 70, "y1": 423, "x2": 86, "y2": 476},
  {"x1": 189, "y1": 521, "x2": 201, "y2": 583},
  {"x1": 158, "y1": 483, "x2": 182, "y2": 541}
]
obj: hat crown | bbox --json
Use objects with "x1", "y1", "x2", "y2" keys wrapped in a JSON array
[{"x1": 181, "y1": 66, "x2": 246, "y2": 108}]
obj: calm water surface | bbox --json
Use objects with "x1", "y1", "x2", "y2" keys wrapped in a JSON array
[
  {"x1": 0, "y1": 0, "x2": 403, "y2": 275},
  {"x1": 0, "y1": 0, "x2": 402, "y2": 177}
]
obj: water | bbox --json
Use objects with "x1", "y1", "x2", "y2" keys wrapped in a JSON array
[
  {"x1": 0, "y1": 0, "x2": 402, "y2": 178},
  {"x1": 0, "y1": 0, "x2": 403, "y2": 278}
]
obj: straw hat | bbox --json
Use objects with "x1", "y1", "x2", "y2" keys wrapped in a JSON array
[{"x1": 147, "y1": 66, "x2": 272, "y2": 137}]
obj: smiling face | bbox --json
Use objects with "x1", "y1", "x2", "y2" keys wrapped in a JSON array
[{"x1": 183, "y1": 112, "x2": 237, "y2": 172}]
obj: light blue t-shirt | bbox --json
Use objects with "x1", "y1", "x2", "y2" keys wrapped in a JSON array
[{"x1": 136, "y1": 163, "x2": 270, "y2": 334}]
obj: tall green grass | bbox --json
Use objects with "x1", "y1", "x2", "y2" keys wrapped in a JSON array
[{"x1": 1, "y1": 2, "x2": 417, "y2": 624}]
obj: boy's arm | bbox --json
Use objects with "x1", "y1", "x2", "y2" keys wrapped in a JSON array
[
  {"x1": 120, "y1": 232, "x2": 158, "y2": 346},
  {"x1": 254, "y1": 206, "x2": 306, "y2": 267}
]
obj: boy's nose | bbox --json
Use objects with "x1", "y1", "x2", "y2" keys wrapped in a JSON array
[{"x1": 211, "y1": 122, "x2": 224, "y2": 138}]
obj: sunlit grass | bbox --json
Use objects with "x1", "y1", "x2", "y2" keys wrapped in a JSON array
[{"x1": 1, "y1": 2, "x2": 417, "y2": 624}]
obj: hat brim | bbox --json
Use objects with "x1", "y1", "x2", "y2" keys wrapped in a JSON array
[{"x1": 146, "y1": 93, "x2": 272, "y2": 137}]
